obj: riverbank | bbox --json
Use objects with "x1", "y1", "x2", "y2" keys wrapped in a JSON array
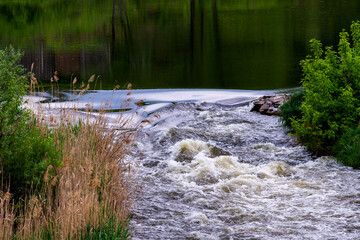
[
  {"x1": 0, "y1": 103, "x2": 137, "y2": 239},
  {"x1": 0, "y1": 47, "x2": 137, "y2": 239}
]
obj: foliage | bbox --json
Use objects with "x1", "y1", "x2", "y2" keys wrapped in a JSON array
[
  {"x1": 333, "y1": 127, "x2": 360, "y2": 169},
  {"x1": 0, "y1": 46, "x2": 29, "y2": 138},
  {"x1": 289, "y1": 21, "x2": 360, "y2": 154},
  {"x1": 0, "y1": 46, "x2": 61, "y2": 200},
  {"x1": 279, "y1": 89, "x2": 305, "y2": 130},
  {"x1": 82, "y1": 216, "x2": 131, "y2": 240}
]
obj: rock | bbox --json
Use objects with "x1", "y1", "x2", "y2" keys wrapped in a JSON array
[
  {"x1": 266, "y1": 107, "x2": 279, "y2": 115},
  {"x1": 209, "y1": 146, "x2": 231, "y2": 157},
  {"x1": 259, "y1": 103, "x2": 270, "y2": 113},
  {"x1": 251, "y1": 100, "x2": 265, "y2": 112},
  {"x1": 250, "y1": 94, "x2": 289, "y2": 116}
]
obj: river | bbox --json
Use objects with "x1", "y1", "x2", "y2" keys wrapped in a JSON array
[
  {"x1": 129, "y1": 91, "x2": 360, "y2": 240},
  {"x1": 2, "y1": 0, "x2": 360, "y2": 90},
  {"x1": 30, "y1": 89, "x2": 360, "y2": 239},
  {"x1": 9, "y1": 0, "x2": 360, "y2": 238}
]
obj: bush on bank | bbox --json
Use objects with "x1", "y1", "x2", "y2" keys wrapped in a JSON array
[
  {"x1": 280, "y1": 21, "x2": 360, "y2": 168},
  {"x1": 279, "y1": 89, "x2": 305, "y2": 130},
  {"x1": 333, "y1": 127, "x2": 360, "y2": 169},
  {"x1": 0, "y1": 46, "x2": 61, "y2": 200}
]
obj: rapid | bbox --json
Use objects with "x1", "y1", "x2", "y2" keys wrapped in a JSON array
[
  {"x1": 30, "y1": 89, "x2": 360, "y2": 239},
  {"x1": 128, "y1": 90, "x2": 360, "y2": 239}
]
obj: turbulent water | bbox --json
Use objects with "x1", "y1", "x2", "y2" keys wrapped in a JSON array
[
  {"x1": 128, "y1": 91, "x2": 360, "y2": 240},
  {"x1": 30, "y1": 89, "x2": 360, "y2": 239}
]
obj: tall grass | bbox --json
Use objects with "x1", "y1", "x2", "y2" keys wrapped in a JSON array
[{"x1": 0, "y1": 82, "x2": 138, "y2": 239}]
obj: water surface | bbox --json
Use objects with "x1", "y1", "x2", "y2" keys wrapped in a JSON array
[
  {"x1": 28, "y1": 89, "x2": 360, "y2": 239},
  {"x1": 2, "y1": 0, "x2": 360, "y2": 89},
  {"x1": 127, "y1": 90, "x2": 360, "y2": 239}
]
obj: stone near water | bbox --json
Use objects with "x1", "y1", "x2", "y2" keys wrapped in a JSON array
[{"x1": 251, "y1": 94, "x2": 290, "y2": 116}]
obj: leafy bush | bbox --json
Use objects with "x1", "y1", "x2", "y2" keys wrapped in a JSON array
[
  {"x1": 289, "y1": 21, "x2": 360, "y2": 154},
  {"x1": 279, "y1": 89, "x2": 305, "y2": 130},
  {"x1": 0, "y1": 46, "x2": 29, "y2": 138},
  {"x1": 333, "y1": 127, "x2": 360, "y2": 169},
  {"x1": 0, "y1": 46, "x2": 61, "y2": 200}
]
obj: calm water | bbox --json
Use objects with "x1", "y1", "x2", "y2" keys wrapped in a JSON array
[{"x1": 2, "y1": 0, "x2": 360, "y2": 89}]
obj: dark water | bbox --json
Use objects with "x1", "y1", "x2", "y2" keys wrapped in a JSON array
[{"x1": 2, "y1": 0, "x2": 360, "y2": 89}]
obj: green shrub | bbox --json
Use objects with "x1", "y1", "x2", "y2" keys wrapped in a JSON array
[
  {"x1": 290, "y1": 21, "x2": 360, "y2": 154},
  {"x1": 0, "y1": 46, "x2": 29, "y2": 138},
  {"x1": 333, "y1": 127, "x2": 360, "y2": 169},
  {"x1": 82, "y1": 216, "x2": 132, "y2": 240},
  {"x1": 279, "y1": 89, "x2": 305, "y2": 130},
  {"x1": 0, "y1": 46, "x2": 61, "y2": 200}
]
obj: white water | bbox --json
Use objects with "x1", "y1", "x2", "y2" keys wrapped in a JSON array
[{"x1": 28, "y1": 89, "x2": 360, "y2": 239}]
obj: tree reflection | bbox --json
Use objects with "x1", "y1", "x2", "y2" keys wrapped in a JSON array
[{"x1": 1, "y1": 0, "x2": 359, "y2": 89}]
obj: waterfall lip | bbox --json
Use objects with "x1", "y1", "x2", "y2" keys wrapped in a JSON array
[
  {"x1": 24, "y1": 89, "x2": 281, "y2": 130},
  {"x1": 26, "y1": 88, "x2": 278, "y2": 111}
]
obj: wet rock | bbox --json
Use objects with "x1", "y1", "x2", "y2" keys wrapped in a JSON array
[
  {"x1": 251, "y1": 94, "x2": 290, "y2": 116},
  {"x1": 143, "y1": 160, "x2": 160, "y2": 168},
  {"x1": 209, "y1": 146, "x2": 231, "y2": 157},
  {"x1": 259, "y1": 103, "x2": 270, "y2": 113},
  {"x1": 174, "y1": 147, "x2": 199, "y2": 162}
]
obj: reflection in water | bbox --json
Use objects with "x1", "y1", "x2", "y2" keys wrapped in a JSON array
[{"x1": 2, "y1": 0, "x2": 360, "y2": 89}]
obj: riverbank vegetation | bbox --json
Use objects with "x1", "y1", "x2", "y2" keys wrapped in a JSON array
[
  {"x1": 280, "y1": 21, "x2": 360, "y2": 169},
  {"x1": 0, "y1": 46, "x2": 136, "y2": 239}
]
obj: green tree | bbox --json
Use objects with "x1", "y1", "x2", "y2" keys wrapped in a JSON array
[{"x1": 290, "y1": 21, "x2": 360, "y2": 154}]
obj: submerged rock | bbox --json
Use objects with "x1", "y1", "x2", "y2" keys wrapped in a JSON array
[{"x1": 251, "y1": 94, "x2": 290, "y2": 116}]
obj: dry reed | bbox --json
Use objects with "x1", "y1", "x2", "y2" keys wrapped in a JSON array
[
  {"x1": 49, "y1": 111, "x2": 137, "y2": 240},
  {"x1": 0, "y1": 75, "x2": 139, "y2": 239},
  {"x1": 0, "y1": 191, "x2": 14, "y2": 240}
]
